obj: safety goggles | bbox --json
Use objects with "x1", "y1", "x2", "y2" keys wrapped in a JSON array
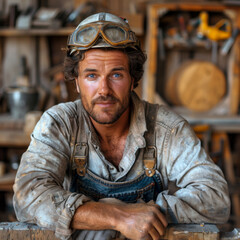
[{"x1": 68, "y1": 21, "x2": 139, "y2": 51}]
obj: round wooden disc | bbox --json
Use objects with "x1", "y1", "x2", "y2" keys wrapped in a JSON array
[
  {"x1": 166, "y1": 60, "x2": 226, "y2": 112},
  {"x1": 177, "y1": 61, "x2": 226, "y2": 112}
]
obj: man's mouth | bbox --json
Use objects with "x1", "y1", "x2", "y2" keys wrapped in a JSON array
[
  {"x1": 92, "y1": 96, "x2": 119, "y2": 106},
  {"x1": 95, "y1": 101, "x2": 116, "y2": 108}
]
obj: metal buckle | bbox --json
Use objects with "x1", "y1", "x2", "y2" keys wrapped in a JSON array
[
  {"x1": 143, "y1": 146, "x2": 157, "y2": 177},
  {"x1": 74, "y1": 143, "x2": 88, "y2": 176}
]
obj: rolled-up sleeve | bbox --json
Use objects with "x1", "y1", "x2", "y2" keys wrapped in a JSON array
[
  {"x1": 156, "y1": 120, "x2": 231, "y2": 224},
  {"x1": 13, "y1": 108, "x2": 91, "y2": 240}
]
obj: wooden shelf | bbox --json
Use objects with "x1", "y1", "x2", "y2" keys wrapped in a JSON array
[
  {"x1": 0, "y1": 115, "x2": 30, "y2": 147},
  {"x1": 0, "y1": 27, "x2": 75, "y2": 37},
  {"x1": 0, "y1": 172, "x2": 16, "y2": 192},
  {"x1": 164, "y1": 37, "x2": 213, "y2": 50},
  {"x1": 0, "y1": 130, "x2": 30, "y2": 148},
  {"x1": 0, "y1": 25, "x2": 143, "y2": 37},
  {"x1": 174, "y1": 107, "x2": 240, "y2": 132}
]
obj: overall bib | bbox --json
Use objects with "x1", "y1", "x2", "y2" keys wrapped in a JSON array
[{"x1": 70, "y1": 103, "x2": 163, "y2": 203}]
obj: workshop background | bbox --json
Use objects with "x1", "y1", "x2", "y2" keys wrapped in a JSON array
[{"x1": 0, "y1": 0, "x2": 240, "y2": 232}]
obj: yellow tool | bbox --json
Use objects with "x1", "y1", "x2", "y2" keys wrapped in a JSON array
[
  {"x1": 198, "y1": 11, "x2": 232, "y2": 65},
  {"x1": 198, "y1": 11, "x2": 231, "y2": 41}
]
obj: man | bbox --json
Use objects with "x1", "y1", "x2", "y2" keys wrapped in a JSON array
[{"x1": 13, "y1": 12, "x2": 230, "y2": 240}]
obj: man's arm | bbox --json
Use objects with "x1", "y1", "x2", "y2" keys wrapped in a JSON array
[
  {"x1": 156, "y1": 120, "x2": 230, "y2": 224},
  {"x1": 13, "y1": 107, "x2": 91, "y2": 240},
  {"x1": 71, "y1": 201, "x2": 168, "y2": 240}
]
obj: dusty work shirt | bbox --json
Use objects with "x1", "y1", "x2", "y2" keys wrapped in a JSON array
[{"x1": 13, "y1": 92, "x2": 230, "y2": 240}]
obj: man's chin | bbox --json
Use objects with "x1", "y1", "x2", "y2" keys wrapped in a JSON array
[
  {"x1": 90, "y1": 115, "x2": 119, "y2": 125},
  {"x1": 87, "y1": 105, "x2": 129, "y2": 125}
]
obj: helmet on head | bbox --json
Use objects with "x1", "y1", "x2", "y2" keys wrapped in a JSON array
[{"x1": 67, "y1": 12, "x2": 140, "y2": 55}]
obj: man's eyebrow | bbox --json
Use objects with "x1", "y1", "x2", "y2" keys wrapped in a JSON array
[
  {"x1": 82, "y1": 67, "x2": 126, "y2": 73},
  {"x1": 111, "y1": 67, "x2": 126, "y2": 71},
  {"x1": 83, "y1": 68, "x2": 97, "y2": 73}
]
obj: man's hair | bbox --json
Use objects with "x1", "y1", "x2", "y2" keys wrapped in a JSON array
[{"x1": 63, "y1": 47, "x2": 147, "y2": 89}]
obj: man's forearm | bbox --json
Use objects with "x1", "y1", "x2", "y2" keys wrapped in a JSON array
[
  {"x1": 71, "y1": 201, "x2": 119, "y2": 230},
  {"x1": 71, "y1": 200, "x2": 168, "y2": 240}
]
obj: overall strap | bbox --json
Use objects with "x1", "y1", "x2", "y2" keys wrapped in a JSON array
[
  {"x1": 143, "y1": 102, "x2": 159, "y2": 177},
  {"x1": 73, "y1": 112, "x2": 88, "y2": 177}
]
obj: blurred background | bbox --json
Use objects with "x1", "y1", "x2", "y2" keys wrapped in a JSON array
[{"x1": 0, "y1": 0, "x2": 240, "y2": 232}]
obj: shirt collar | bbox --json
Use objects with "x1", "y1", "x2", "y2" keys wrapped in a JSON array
[{"x1": 129, "y1": 91, "x2": 147, "y2": 139}]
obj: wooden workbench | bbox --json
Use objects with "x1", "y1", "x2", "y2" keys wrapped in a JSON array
[{"x1": 0, "y1": 222, "x2": 239, "y2": 240}]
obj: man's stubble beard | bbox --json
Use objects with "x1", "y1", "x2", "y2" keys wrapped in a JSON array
[{"x1": 80, "y1": 89, "x2": 132, "y2": 125}]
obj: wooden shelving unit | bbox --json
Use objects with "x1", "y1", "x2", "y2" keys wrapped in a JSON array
[{"x1": 143, "y1": 2, "x2": 240, "y2": 115}]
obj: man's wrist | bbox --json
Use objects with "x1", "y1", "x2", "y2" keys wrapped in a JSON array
[{"x1": 71, "y1": 201, "x2": 126, "y2": 231}]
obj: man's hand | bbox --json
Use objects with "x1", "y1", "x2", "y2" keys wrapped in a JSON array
[
  {"x1": 115, "y1": 202, "x2": 168, "y2": 240},
  {"x1": 71, "y1": 200, "x2": 168, "y2": 240}
]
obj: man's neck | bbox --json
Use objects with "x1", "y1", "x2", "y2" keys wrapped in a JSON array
[{"x1": 90, "y1": 107, "x2": 131, "y2": 167}]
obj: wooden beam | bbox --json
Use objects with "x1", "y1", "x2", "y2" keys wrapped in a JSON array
[
  {"x1": 143, "y1": 4, "x2": 159, "y2": 102},
  {"x1": 0, "y1": 222, "x2": 239, "y2": 240},
  {"x1": 0, "y1": 222, "x2": 58, "y2": 240}
]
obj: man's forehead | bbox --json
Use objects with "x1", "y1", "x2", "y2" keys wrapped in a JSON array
[
  {"x1": 84, "y1": 48, "x2": 128, "y2": 59},
  {"x1": 79, "y1": 49, "x2": 129, "y2": 71}
]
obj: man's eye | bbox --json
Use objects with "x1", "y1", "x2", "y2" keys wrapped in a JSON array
[
  {"x1": 87, "y1": 74, "x2": 96, "y2": 79},
  {"x1": 113, "y1": 73, "x2": 121, "y2": 78}
]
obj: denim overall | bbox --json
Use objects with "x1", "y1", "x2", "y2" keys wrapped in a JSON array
[{"x1": 70, "y1": 103, "x2": 163, "y2": 203}]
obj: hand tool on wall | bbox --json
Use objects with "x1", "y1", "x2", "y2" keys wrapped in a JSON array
[
  {"x1": 197, "y1": 11, "x2": 232, "y2": 64},
  {"x1": 178, "y1": 14, "x2": 189, "y2": 41},
  {"x1": 220, "y1": 28, "x2": 240, "y2": 56},
  {"x1": 158, "y1": 28, "x2": 165, "y2": 60},
  {"x1": 16, "y1": 56, "x2": 30, "y2": 87}
]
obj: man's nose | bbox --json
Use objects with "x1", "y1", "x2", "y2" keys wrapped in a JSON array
[{"x1": 98, "y1": 77, "x2": 111, "y2": 95}]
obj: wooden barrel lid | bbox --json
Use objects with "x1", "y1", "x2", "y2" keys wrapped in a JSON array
[{"x1": 166, "y1": 60, "x2": 226, "y2": 112}]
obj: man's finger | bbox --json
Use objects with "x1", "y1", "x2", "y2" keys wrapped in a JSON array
[
  {"x1": 152, "y1": 220, "x2": 166, "y2": 236},
  {"x1": 149, "y1": 226, "x2": 161, "y2": 240},
  {"x1": 147, "y1": 202, "x2": 168, "y2": 228},
  {"x1": 155, "y1": 210, "x2": 168, "y2": 228}
]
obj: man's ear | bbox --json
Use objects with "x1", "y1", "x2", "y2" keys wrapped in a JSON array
[{"x1": 75, "y1": 78, "x2": 80, "y2": 93}]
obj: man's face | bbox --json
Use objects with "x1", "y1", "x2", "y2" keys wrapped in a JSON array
[{"x1": 75, "y1": 49, "x2": 133, "y2": 124}]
